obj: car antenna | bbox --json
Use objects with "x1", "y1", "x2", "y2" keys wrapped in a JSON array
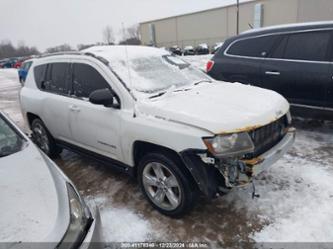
[
  {"x1": 122, "y1": 22, "x2": 136, "y2": 118},
  {"x1": 122, "y1": 22, "x2": 133, "y2": 89}
]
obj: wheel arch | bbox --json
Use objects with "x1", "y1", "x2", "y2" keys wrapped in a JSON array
[{"x1": 132, "y1": 141, "x2": 196, "y2": 183}]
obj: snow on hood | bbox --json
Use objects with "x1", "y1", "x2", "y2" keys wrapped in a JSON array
[
  {"x1": 137, "y1": 82, "x2": 289, "y2": 134},
  {"x1": 0, "y1": 143, "x2": 67, "y2": 243}
]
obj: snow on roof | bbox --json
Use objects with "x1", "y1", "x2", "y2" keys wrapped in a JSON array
[
  {"x1": 84, "y1": 45, "x2": 169, "y2": 61},
  {"x1": 243, "y1": 20, "x2": 333, "y2": 34},
  {"x1": 198, "y1": 43, "x2": 208, "y2": 48}
]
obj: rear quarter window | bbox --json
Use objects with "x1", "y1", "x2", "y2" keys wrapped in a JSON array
[
  {"x1": 283, "y1": 31, "x2": 331, "y2": 62},
  {"x1": 227, "y1": 35, "x2": 279, "y2": 57}
]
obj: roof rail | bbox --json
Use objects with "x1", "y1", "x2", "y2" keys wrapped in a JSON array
[
  {"x1": 84, "y1": 52, "x2": 109, "y2": 65},
  {"x1": 37, "y1": 51, "x2": 83, "y2": 58},
  {"x1": 35, "y1": 51, "x2": 110, "y2": 66}
]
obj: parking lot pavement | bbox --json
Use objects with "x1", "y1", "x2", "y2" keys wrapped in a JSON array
[{"x1": 1, "y1": 68, "x2": 333, "y2": 246}]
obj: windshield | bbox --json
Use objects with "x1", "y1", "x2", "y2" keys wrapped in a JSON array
[
  {"x1": 0, "y1": 115, "x2": 25, "y2": 158},
  {"x1": 109, "y1": 54, "x2": 211, "y2": 95}
]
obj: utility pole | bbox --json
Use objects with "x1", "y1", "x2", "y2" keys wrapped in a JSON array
[{"x1": 236, "y1": 0, "x2": 240, "y2": 35}]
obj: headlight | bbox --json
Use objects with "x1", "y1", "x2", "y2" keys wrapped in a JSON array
[
  {"x1": 58, "y1": 183, "x2": 92, "y2": 249},
  {"x1": 203, "y1": 132, "x2": 254, "y2": 157}
]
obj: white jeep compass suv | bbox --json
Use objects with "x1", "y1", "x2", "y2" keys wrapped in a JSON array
[{"x1": 20, "y1": 46, "x2": 295, "y2": 217}]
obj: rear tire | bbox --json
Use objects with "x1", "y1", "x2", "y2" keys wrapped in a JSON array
[
  {"x1": 138, "y1": 152, "x2": 198, "y2": 217},
  {"x1": 31, "y1": 118, "x2": 62, "y2": 158}
]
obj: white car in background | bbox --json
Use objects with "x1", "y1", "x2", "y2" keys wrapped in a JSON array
[
  {"x1": 20, "y1": 46, "x2": 295, "y2": 217},
  {"x1": 0, "y1": 112, "x2": 101, "y2": 248}
]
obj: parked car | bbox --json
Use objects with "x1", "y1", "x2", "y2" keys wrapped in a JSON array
[
  {"x1": 18, "y1": 59, "x2": 34, "y2": 84},
  {"x1": 169, "y1": 45, "x2": 182, "y2": 56},
  {"x1": 14, "y1": 60, "x2": 23, "y2": 68},
  {"x1": 0, "y1": 59, "x2": 7, "y2": 68},
  {"x1": 211, "y1": 42, "x2": 224, "y2": 54},
  {"x1": 207, "y1": 21, "x2": 333, "y2": 118},
  {"x1": 183, "y1": 46, "x2": 195, "y2": 56},
  {"x1": 195, "y1": 43, "x2": 209, "y2": 55},
  {"x1": 0, "y1": 112, "x2": 101, "y2": 247},
  {"x1": 20, "y1": 46, "x2": 295, "y2": 217},
  {"x1": 1, "y1": 58, "x2": 17, "y2": 68}
]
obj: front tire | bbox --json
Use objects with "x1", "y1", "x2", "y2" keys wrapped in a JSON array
[
  {"x1": 31, "y1": 118, "x2": 62, "y2": 158},
  {"x1": 138, "y1": 152, "x2": 198, "y2": 217}
]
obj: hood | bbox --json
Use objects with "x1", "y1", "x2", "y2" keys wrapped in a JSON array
[
  {"x1": 0, "y1": 143, "x2": 69, "y2": 243},
  {"x1": 137, "y1": 82, "x2": 290, "y2": 134}
]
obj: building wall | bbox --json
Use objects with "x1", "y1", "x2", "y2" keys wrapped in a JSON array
[
  {"x1": 297, "y1": 0, "x2": 333, "y2": 22},
  {"x1": 140, "y1": 0, "x2": 333, "y2": 48}
]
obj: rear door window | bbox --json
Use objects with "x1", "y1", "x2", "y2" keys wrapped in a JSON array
[
  {"x1": 227, "y1": 35, "x2": 278, "y2": 57},
  {"x1": 72, "y1": 63, "x2": 110, "y2": 99},
  {"x1": 268, "y1": 35, "x2": 288, "y2": 59},
  {"x1": 44, "y1": 63, "x2": 71, "y2": 95},
  {"x1": 283, "y1": 31, "x2": 331, "y2": 61}
]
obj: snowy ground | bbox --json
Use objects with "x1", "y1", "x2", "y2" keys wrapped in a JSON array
[{"x1": 0, "y1": 62, "x2": 333, "y2": 248}]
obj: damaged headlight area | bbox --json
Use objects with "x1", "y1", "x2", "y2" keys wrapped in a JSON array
[{"x1": 203, "y1": 132, "x2": 254, "y2": 157}]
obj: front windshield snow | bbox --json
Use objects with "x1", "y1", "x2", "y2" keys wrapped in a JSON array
[{"x1": 108, "y1": 54, "x2": 211, "y2": 95}]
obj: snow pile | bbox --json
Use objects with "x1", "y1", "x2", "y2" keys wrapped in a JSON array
[
  {"x1": 253, "y1": 157, "x2": 333, "y2": 242},
  {"x1": 86, "y1": 196, "x2": 158, "y2": 242}
]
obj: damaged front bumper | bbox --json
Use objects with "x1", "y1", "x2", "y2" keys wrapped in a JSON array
[
  {"x1": 180, "y1": 127, "x2": 296, "y2": 198},
  {"x1": 243, "y1": 127, "x2": 296, "y2": 178}
]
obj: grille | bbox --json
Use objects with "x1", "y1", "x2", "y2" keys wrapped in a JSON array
[{"x1": 244, "y1": 115, "x2": 288, "y2": 159}]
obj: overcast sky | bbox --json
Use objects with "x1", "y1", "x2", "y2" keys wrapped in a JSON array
[{"x1": 0, "y1": 0, "x2": 239, "y2": 51}]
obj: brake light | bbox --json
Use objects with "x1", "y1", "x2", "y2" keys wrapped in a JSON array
[{"x1": 206, "y1": 60, "x2": 215, "y2": 72}]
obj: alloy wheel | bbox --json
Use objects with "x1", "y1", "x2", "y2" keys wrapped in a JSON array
[
  {"x1": 142, "y1": 162, "x2": 182, "y2": 211},
  {"x1": 32, "y1": 123, "x2": 50, "y2": 154}
]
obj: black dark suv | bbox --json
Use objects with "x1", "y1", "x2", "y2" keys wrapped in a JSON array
[{"x1": 207, "y1": 22, "x2": 333, "y2": 118}]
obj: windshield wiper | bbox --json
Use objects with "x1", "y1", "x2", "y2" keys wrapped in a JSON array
[
  {"x1": 149, "y1": 91, "x2": 166, "y2": 99},
  {"x1": 193, "y1": 79, "x2": 212, "y2": 86}
]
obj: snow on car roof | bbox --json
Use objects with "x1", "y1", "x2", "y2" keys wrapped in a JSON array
[
  {"x1": 84, "y1": 45, "x2": 170, "y2": 62},
  {"x1": 242, "y1": 21, "x2": 333, "y2": 34},
  {"x1": 198, "y1": 43, "x2": 208, "y2": 48}
]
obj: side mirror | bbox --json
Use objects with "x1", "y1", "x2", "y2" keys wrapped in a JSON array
[{"x1": 89, "y1": 89, "x2": 119, "y2": 108}]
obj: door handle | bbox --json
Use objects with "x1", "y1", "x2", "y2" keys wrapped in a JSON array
[
  {"x1": 265, "y1": 71, "x2": 281, "y2": 76},
  {"x1": 69, "y1": 105, "x2": 80, "y2": 112}
]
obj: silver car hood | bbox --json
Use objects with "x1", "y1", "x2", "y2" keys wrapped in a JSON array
[
  {"x1": 137, "y1": 82, "x2": 290, "y2": 134},
  {"x1": 0, "y1": 143, "x2": 69, "y2": 244}
]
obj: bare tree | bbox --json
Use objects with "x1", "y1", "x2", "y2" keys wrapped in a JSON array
[
  {"x1": 0, "y1": 40, "x2": 39, "y2": 59},
  {"x1": 125, "y1": 25, "x2": 140, "y2": 40},
  {"x1": 119, "y1": 24, "x2": 141, "y2": 45},
  {"x1": 45, "y1": 44, "x2": 74, "y2": 53},
  {"x1": 103, "y1": 25, "x2": 115, "y2": 45}
]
